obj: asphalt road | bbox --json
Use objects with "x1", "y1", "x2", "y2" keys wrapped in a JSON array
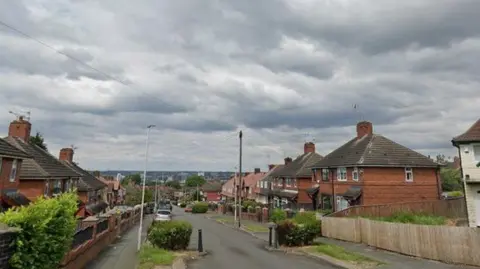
[{"x1": 174, "y1": 207, "x2": 336, "y2": 269}]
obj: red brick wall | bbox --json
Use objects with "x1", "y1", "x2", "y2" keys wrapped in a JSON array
[
  {"x1": 205, "y1": 191, "x2": 221, "y2": 202},
  {"x1": 18, "y1": 180, "x2": 45, "y2": 201},
  {"x1": 316, "y1": 167, "x2": 440, "y2": 206},
  {"x1": 362, "y1": 167, "x2": 440, "y2": 205},
  {"x1": 297, "y1": 176, "x2": 314, "y2": 205},
  {"x1": 0, "y1": 158, "x2": 22, "y2": 190}
]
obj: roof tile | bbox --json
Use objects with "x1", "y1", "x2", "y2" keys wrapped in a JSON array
[{"x1": 452, "y1": 119, "x2": 480, "y2": 144}]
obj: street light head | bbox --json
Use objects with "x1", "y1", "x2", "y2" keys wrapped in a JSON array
[{"x1": 147, "y1": 124, "x2": 156, "y2": 128}]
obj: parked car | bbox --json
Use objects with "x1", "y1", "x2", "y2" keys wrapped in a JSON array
[
  {"x1": 154, "y1": 210, "x2": 172, "y2": 222},
  {"x1": 184, "y1": 204, "x2": 193, "y2": 213}
]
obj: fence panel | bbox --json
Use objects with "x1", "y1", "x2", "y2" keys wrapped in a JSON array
[
  {"x1": 96, "y1": 219, "x2": 109, "y2": 234},
  {"x1": 322, "y1": 217, "x2": 480, "y2": 266},
  {"x1": 329, "y1": 199, "x2": 466, "y2": 219},
  {"x1": 71, "y1": 226, "x2": 94, "y2": 249}
]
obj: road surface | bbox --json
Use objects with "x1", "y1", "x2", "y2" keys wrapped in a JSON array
[{"x1": 174, "y1": 207, "x2": 336, "y2": 269}]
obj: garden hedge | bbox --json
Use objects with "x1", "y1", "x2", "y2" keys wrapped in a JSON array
[
  {"x1": 192, "y1": 202, "x2": 209, "y2": 213},
  {"x1": 148, "y1": 220, "x2": 192, "y2": 250},
  {"x1": 0, "y1": 192, "x2": 78, "y2": 269},
  {"x1": 276, "y1": 211, "x2": 321, "y2": 246}
]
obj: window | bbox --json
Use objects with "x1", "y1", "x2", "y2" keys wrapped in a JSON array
[
  {"x1": 53, "y1": 179, "x2": 62, "y2": 195},
  {"x1": 352, "y1": 167, "x2": 359, "y2": 181},
  {"x1": 285, "y1": 178, "x2": 292, "y2": 186},
  {"x1": 337, "y1": 167, "x2": 347, "y2": 181},
  {"x1": 9, "y1": 159, "x2": 17, "y2": 182},
  {"x1": 293, "y1": 178, "x2": 297, "y2": 187},
  {"x1": 44, "y1": 180, "x2": 50, "y2": 196},
  {"x1": 322, "y1": 169, "x2": 329, "y2": 181},
  {"x1": 474, "y1": 145, "x2": 480, "y2": 161},
  {"x1": 405, "y1": 167, "x2": 413, "y2": 182}
]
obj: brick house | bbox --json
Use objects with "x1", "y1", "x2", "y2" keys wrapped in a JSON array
[
  {"x1": 452, "y1": 118, "x2": 480, "y2": 227},
  {"x1": 268, "y1": 143, "x2": 323, "y2": 210},
  {"x1": 0, "y1": 138, "x2": 32, "y2": 210},
  {"x1": 255, "y1": 164, "x2": 284, "y2": 205},
  {"x1": 309, "y1": 121, "x2": 442, "y2": 212},
  {"x1": 58, "y1": 147, "x2": 108, "y2": 217},
  {"x1": 98, "y1": 175, "x2": 125, "y2": 206},
  {"x1": 4, "y1": 117, "x2": 82, "y2": 201},
  {"x1": 221, "y1": 174, "x2": 238, "y2": 201},
  {"x1": 201, "y1": 181, "x2": 222, "y2": 202},
  {"x1": 242, "y1": 169, "x2": 266, "y2": 201}
]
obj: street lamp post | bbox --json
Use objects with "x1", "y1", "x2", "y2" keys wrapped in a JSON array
[{"x1": 137, "y1": 124, "x2": 155, "y2": 251}]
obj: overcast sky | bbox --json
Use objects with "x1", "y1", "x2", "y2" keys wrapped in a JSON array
[{"x1": 0, "y1": 0, "x2": 478, "y2": 171}]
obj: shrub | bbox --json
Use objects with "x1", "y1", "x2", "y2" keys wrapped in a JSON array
[
  {"x1": 276, "y1": 218, "x2": 321, "y2": 247},
  {"x1": 191, "y1": 202, "x2": 208, "y2": 213},
  {"x1": 208, "y1": 203, "x2": 218, "y2": 211},
  {"x1": 148, "y1": 220, "x2": 192, "y2": 250},
  {"x1": 0, "y1": 192, "x2": 78, "y2": 269},
  {"x1": 293, "y1": 211, "x2": 317, "y2": 224},
  {"x1": 270, "y1": 208, "x2": 287, "y2": 223},
  {"x1": 179, "y1": 203, "x2": 187, "y2": 208}
]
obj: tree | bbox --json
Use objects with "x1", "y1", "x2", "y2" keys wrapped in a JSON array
[
  {"x1": 124, "y1": 185, "x2": 154, "y2": 206},
  {"x1": 440, "y1": 168, "x2": 462, "y2": 192},
  {"x1": 29, "y1": 131, "x2": 47, "y2": 150},
  {"x1": 121, "y1": 173, "x2": 142, "y2": 186},
  {"x1": 165, "y1": 180, "x2": 181, "y2": 189},
  {"x1": 185, "y1": 175, "x2": 206, "y2": 188}
]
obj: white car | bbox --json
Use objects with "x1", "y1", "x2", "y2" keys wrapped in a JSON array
[{"x1": 154, "y1": 210, "x2": 172, "y2": 222}]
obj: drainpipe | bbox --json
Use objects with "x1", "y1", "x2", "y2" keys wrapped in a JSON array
[{"x1": 330, "y1": 167, "x2": 336, "y2": 212}]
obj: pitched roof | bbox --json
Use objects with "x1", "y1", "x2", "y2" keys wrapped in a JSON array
[
  {"x1": 271, "y1": 152, "x2": 323, "y2": 178},
  {"x1": 452, "y1": 119, "x2": 480, "y2": 144},
  {"x1": 201, "y1": 181, "x2": 223, "y2": 192},
  {"x1": 309, "y1": 134, "x2": 439, "y2": 168},
  {"x1": 0, "y1": 138, "x2": 31, "y2": 159},
  {"x1": 62, "y1": 161, "x2": 107, "y2": 191},
  {"x1": 259, "y1": 165, "x2": 285, "y2": 183},
  {"x1": 242, "y1": 171, "x2": 266, "y2": 188},
  {"x1": 4, "y1": 136, "x2": 82, "y2": 179}
]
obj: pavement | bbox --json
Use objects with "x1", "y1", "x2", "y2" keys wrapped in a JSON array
[
  {"x1": 84, "y1": 215, "x2": 153, "y2": 269},
  {"x1": 175, "y1": 208, "x2": 337, "y2": 269}
]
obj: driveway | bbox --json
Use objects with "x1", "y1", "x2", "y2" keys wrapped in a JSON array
[{"x1": 174, "y1": 207, "x2": 336, "y2": 269}]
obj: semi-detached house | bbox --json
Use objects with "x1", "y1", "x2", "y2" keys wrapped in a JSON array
[
  {"x1": 452, "y1": 118, "x2": 480, "y2": 227},
  {"x1": 309, "y1": 121, "x2": 442, "y2": 212},
  {"x1": 0, "y1": 138, "x2": 32, "y2": 210}
]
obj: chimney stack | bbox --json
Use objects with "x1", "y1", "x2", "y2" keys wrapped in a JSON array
[
  {"x1": 356, "y1": 121, "x2": 373, "y2": 139},
  {"x1": 284, "y1": 157, "x2": 293, "y2": 165},
  {"x1": 304, "y1": 142, "x2": 315, "y2": 154},
  {"x1": 8, "y1": 116, "x2": 32, "y2": 142},
  {"x1": 59, "y1": 148, "x2": 74, "y2": 163},
  {"x1": 268, "y1": 164, "x2": 276, "y2": 171},
  {"x1": 254, "y1": 168, "x2": 261, "y2": 174}
]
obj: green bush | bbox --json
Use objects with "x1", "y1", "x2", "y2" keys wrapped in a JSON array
[
  {"x1": 270, "y1": 208, "x2": 287, "y2": 223},
  {"x1": 293, "y1": 211, "x2": 317, "y2": 224},
  {"x1": 276, "y1": 218, "x2": 321, "y2": 247},
  {"x1": 179, "y1": 203, "x2": 187, "y2": 208},
  {"x1": 0, "y1": 192, "x2": 78, "y2": 269},
  {"x1": 148, "y1": 220, "x2": 192, "y2": 250},
  {"x1": 192, "y1": 202, "x2": 208, "y2": 213}
]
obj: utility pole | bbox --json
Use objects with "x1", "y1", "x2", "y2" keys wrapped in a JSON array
[
  {"x1": 137, "y1": 124, "x2": 155, "y2": 251},
  {"x1": 238, "y1": 130, "x2": 243, "y2": 228},
  {"x1": 233, "y1": 168, "x2": 237, "y2": 225}
]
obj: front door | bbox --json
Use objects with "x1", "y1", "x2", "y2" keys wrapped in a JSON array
[{"x1": 476, "y1": 191, "x2": 480, "y2": 227}]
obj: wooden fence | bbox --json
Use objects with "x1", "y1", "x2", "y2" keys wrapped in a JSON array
[
  {"x1": 328, "y1": 198, "x2": 466, "y2": 219},
  {"x1": 322, "y1": 217, "x2": 480, "y2": 266}
]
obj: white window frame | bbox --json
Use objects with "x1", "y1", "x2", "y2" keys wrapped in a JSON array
[
  {"x1": 473, "y1": 144, "x2": 480, "y2": 162},
  {"x1": 405, "y1": 167, "x2": 413, "y2": 182},
  {"x1": 9, "y1": 159, "x2": 17, "y2": 182},
  {"x1": 293, "y1": 178, "x2": 297, "y2": 187},
  {"x1": 44, "y1": 179, "x2": 50, "y2": 197},
  {"x1": 337, "y1": 167, "x2": 347, "y2": 181},
  {"x1": 286, "y1": 178, "x2": 292, "y2": 187},
  {"x1": 322, "y1": 169, "x2": 329, "y2": 181},
  {"x1": 352, "y1": 167, "x2": 359, "y2": 181}
]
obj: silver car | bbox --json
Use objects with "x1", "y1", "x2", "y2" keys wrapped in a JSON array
[{"x1": 154, "y1": 210, "x2": 172, "y2": 222}]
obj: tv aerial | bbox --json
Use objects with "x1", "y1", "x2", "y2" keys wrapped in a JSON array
[{"x1": 9, "y1": 110, "x2": 31, "y2": 121}]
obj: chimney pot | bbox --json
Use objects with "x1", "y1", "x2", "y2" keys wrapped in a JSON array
[
  {"x1": 284, "y1": 157, "x2": 293, "y2": 165},
  {"x1": 8, "y1": 118, "x2": 32, "y2": 142},
  {"x1": 356, "y1": 121, "x2": 373, "y2": 139},
  {"x1": 59, "y1": 148, "x2": 74, "y2": 163},
  {"x1": 304, "y1": 142, "x2": 315, "y2": 154},
  {"x1": 254, "y1": 168, "x2": 261, "y2": 174}
]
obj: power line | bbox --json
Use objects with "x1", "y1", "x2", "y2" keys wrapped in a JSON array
[{"x1": 0, "y1": 20, "x2": 129, "y2": 86}]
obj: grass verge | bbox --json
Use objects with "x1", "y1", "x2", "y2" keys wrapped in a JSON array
[
  {"x1": 243, "y1": 223, "x2": 269, "y2": 232},
  {"x1": 138, "y1": 245, "x2": 175, "y2": 269},
  {"x1": 215, "y1": 216, "x2": 234, "y2": 224},
  {"x1": 306, "y1": 243, "x2": 384, "y2": 267}
]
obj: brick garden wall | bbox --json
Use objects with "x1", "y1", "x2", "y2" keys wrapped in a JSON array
[
  {"x1": 0, "y1": 228, "x2": 18, "y2": 269},
  {"x1": 59, "y1": 207, "x2": 142, "y2": 269}
]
